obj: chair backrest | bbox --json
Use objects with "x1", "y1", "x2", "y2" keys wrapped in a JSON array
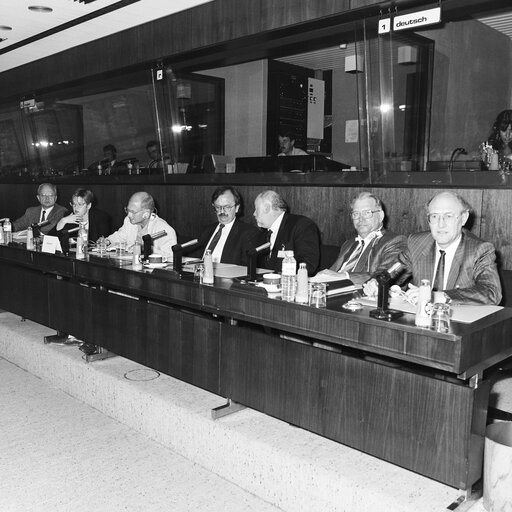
[{"x1": 319, "y1": 243, "x2": 340, "y2": 271}]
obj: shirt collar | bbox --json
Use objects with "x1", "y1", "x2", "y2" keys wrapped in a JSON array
[{"x1": 355, "y1": 228, "x2": 383, "y2": 244}]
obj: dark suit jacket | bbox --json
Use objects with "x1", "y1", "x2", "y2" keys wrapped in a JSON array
[
  {"x1": 53, "y1": 208, "x2": 112, "y2": 241},
  {"x1": 399, "y1": 229, "x2": 502, "y2": 305},
  {"x1": 259, "y1": 213, "x2": 320, "y2": 275},
  {"x1": 191, "y1": 218, "x2": 259, "y2": 266},
  {"x1": 330, "y1": 229, "x2": 407, "y2": 286},
  {"x1": 13, "y1": 203, "x2": 68, "y2": 234}
]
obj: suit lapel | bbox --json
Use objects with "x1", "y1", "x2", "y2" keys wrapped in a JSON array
[{"x1": 446, "y1": 234, "x2": 465, "y2": 289}]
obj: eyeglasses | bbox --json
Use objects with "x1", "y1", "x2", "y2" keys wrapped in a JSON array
[
  {"x1": 70, "y1": 201, "x2": 87, "y2": 208},
  {"x1": 124, "y1": 206, "x2": 145, "y2": 216},
  {"x1": 350, "y1": 209, "x2": 381, "y2": 220},
  {"x1": 427, "y1": 212, "x2": 462, "y2": 224},
  {"x1": 39, "y1": 194, "x2": 55, "y2": 199},
  {"x1": 213, "y1": 204, "x2": 236, "y2": 213}
]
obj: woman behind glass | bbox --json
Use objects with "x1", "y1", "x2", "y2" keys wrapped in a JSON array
[
  {"x1": 55, "y1": 188, "x2": 111, "y2": 241},
  {"x1": 487, "y1": 110, "x2": 512, "y2": 158}
]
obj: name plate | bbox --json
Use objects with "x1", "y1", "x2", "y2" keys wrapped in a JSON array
[
  {"x1": 41, "y1": 235, "x2": 62, "y2": 254},
  {"x1": 393, "y1": 7, "x2": 441, "y2": 31}
]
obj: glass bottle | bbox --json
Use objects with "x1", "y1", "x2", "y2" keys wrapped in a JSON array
[
  {"x1": 415, "y1": 279, "x2": 431, "y2": 327},
  {"x1": 295, "y1": 262, "x2": 309, "y2": 304},
  {"x1": 3, "y1": 218, "x2": 12, "y2": 244},
  {"x1": 203, "y1": 249, "x2": 214, "y2": 284}
]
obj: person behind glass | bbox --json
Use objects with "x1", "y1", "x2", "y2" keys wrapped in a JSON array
[
  {"x1": 316, "y1": 192, "x2": 406, "y2": 286},
  {"x1": 12, "y1": 182, "x2": 67, "y2": 235},
  {"x1": 363, "y1": 191, "x2": 502, "y2": 305},
  {"x1": 105, "y1": 191, "x2": 177, "y2": 258},
  {"x1": 253, "y1": 189, "x2": 320, "y2": 275},
  {"x1": 486, "y1": 109, "x2": 512, "y2": 160},
  {"x1": 54, "y1": 188, "x2": 111, "y2": 241},
  {"x1": 277, "y1": 132, "x2": 308, "y2": 156},
  {"x1": 146, "y1": 140, "x2": 171, "y2": 170},
  {"x1": 102, "y1": 144, "x2": 126, "y2": 175},
  {"x1": 190, "y1": 186, "x2": 259, "y2": 266}
]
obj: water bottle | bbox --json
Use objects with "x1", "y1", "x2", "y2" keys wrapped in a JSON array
[
  {"x1": 203, "y1": 249, "x2": 214, "y2": 284},
  {"x1": 76, "y1": 223, "x2": 88, "y2": 259},
  {"x1": 415, "y1": 279, "x2": 432, "y2": 327},
  {"x1": 3, "y1": 218, "x2": 12, "y2": 244},
  {"x1": 281, "y1": 250, "x2": 297, "y2": 302},
  {"x1": 295, "y1": 262, "x2": 309, "y2": 304},
  {"x1": 132, "y1": 241, "x2": 143, "y2": 270},
  {"x1": 0, "y1": 224, "x2": 4, "y2": 245},
  {"x1": 26, "y1": 226, "x2": 34, "y2": 250}
]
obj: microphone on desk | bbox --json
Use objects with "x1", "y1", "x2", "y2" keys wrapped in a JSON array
[
  {"x1": 30, "y1": 219, "x2": 51, "y2": 237},
  {"x1": 58, "y1": 226, "x2": 80, "y2": 256},
  {"x1": 369, "y1": 262, "x2": 405, "y2": 321},
  {"x1": 172, "y1": 238, "x2": 199, "y2": 272},
  {"x1": 141, "y1": 231, "x2": 167, "y2": 261},
  {"x1": 150, "y1": 230, "x2": 167, "y2": 240},
  {"x1": 246, "y1": 242, "x2": 271, "y2": 281}
]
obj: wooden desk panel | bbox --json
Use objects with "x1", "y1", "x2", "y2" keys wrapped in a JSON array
[{"x1": 219, "y1": 323, "x2": 488, "y2": 489}]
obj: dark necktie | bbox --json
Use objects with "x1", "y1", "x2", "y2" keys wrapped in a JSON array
[
  {"x1": 265, "y1": 229, "x2": 272, "y2": 262},
  {"x1": 206, "y1": 224, "x2": 224, "y2": 253},
  {"x1": 339, "y1": 240, "x2": 365, "y2": 273},
  {"x1": 433, "y1": 250, "x2": 446, "y2": 291},
  {"x1": 41, "y1": 210, "x2": 46, "y2": 222}
]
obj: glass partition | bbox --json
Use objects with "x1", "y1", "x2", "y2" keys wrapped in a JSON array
[{"x1": 0, "y1": 1, "x2": 511, "y2": 181}]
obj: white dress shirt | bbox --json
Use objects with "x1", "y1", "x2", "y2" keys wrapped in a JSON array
[
  {"x1": 204, "y1": 219, "x2": 235, "y2": 263},
  {"x1": 433, "y1": 235, "x2": 461, "y2": 289}
]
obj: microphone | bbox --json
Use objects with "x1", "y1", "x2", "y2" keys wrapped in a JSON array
[
  {"x1": 448, "y1": 147, "x2": 467, "y2": 172},
  {"x1": 171, "y1": 239, "x2": 199, "y2": 272},
  {"x1": 58, "y1": 226, "x2": 80, "y2": 256},
  {"x1": 246, "y1": 242, "x2": 271, "y2": 281},
  {"x1": 151, "y1": 230, "x2": 167, "y2": 240},
  {"x1": 248, "y1": 241, "x2": 271, "y2": 255},
  {"x1": 369, "y1": 262, "x2": 405, "y2": 321},
  {"x1": 31, "y1": 219, "x2": 51, "y2": 229}
]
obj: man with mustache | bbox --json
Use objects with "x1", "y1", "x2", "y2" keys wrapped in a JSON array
[{"x1": 192, "y1": 186, "x2": 259, "y2": 266}]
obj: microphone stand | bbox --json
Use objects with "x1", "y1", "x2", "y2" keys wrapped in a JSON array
[
  {"x1": 142, "y1": 230, "x2": 167, "y2": 261},
  {"x1": 171, "y1": 238, "x2": 199, "y2": 274},
  {"x1": 246, "y1": 242, "x2": 271, "y2": 281},
  {"x1": 369, "y1": 262, "x2": 405, "y2": 321},
  {"x1": 448, "y1": 147, "x2": 466, "y2": 172}
]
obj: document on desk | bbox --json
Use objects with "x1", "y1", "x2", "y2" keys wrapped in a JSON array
[
  {"x1": 309, "y1": 273, "x2": 360, "y2": 296},
  {"x1": 358, "y1": 296, "x2": 502, "y2": 323},
  {"x1": 211, "y1": 263, "x2": 269, "y2": 278}
]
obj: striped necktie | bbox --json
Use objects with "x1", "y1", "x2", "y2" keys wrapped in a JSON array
[{"x1": 339, "y1": 240, "x2": 365, "y2": 273}]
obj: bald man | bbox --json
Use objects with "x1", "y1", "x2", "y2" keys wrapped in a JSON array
[{"x1": 106, "y1": 191, "x2": 177, "y2": 258}]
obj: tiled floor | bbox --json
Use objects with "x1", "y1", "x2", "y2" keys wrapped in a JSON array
[{"x1": 0, "y1": 357, "x2": 282, "y2": 512}]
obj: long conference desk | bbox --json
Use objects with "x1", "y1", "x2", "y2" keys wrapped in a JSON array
[{"x1": 1, "y1": 244, "x2": 511, "y2": 491}]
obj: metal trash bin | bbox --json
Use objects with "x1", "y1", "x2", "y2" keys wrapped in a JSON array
[{"x1": 484, "y1": 422, "x2": 512, "y2": 511}]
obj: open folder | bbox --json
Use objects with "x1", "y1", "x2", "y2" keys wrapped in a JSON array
[{"x1": 309, "y1": 273, "x2": 360, "y2": 296}]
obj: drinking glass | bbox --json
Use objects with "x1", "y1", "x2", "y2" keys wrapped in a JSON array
[{"x1": 309, "y1": 282, "x2": 327, "y2": 308}]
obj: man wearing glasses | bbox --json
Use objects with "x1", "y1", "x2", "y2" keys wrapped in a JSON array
[
  {"x1": 364, "y1": 191, "x2": 502, "y2": 305},
  {"x1": 319, "y1": 192, "x2": 406, "y2": 286},
  {"x1": 106, "y1": 191, "x2": 177, "y2": 258},
  {"x1": 12, "y1": 182, "x2": 67, "y2": 234},
  {"x1": 191, "y1": 186, "x2": 259, "y2": 266}
]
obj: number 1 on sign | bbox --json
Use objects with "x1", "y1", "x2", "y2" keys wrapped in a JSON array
[{"x1": 378, "y1": 18, "x2": 391, "y2": 34}]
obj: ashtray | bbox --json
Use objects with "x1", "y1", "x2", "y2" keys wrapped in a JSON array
[{"x1": 342, "y1": 299, "x2": 363, "y2": 312}]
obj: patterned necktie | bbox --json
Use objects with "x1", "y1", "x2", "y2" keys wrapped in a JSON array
[
  {"x1": 339, "y1": 240, "x2": 365, "y2": 273},
  {"x1": 41, "y1": 210, "x2": 46, "y2": 222},
  {"x1": 206, "y1": 224, "x2": 224, "y2": 253},
  {"x1": 433, "y1": 250, "x2": 446, "y2": 291}
]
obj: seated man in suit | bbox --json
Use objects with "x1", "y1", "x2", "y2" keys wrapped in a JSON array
[
  {"x1": 105, "y1": 191, "x2": 177, "y2": 258},
  {"x1": 13, "y1": 182, "x2": 67, "y2": 234},
  {"x1": 364, "y1": 191, "x2": 502, "y2": 305},
  {"x1": 253, "y1": 190, "x2": 320, "y2": 275},
  {"x1": 317, "y1": 192, "x2": 406, "y2": 286},
  {"x1": 54, "y1": 188, "x2": 111, "y2": 241},
  {"x1": 191, "y1": 186, "x2": 259, "y2": 266}
]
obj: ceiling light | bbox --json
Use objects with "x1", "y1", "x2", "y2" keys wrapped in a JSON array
[
  {"x1": 28, "y1": 6, "x2": 53, "y2": 13},
  {"x1": 0, "y1": 26, "x2": 13, "y2": 31}
]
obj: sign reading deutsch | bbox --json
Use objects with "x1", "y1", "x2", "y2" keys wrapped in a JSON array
[{"x1": 393, "y1": 7, "x2": 441, "y2": 31}]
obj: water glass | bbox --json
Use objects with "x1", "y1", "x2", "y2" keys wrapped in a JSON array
[
  {"x1": 116, "y1": 241, "x2": 127, "y2": 256},
  {"x1": 430, "y1": 303, "x2": 451, "y2": 333},
  {"x1": 309, "y1": 282, "x2": 327, "y2": 308},
  {"x1": 194, "y1": 263, "x2": 205, "y2": 283},
  {"x1": 97, "y1": 237, "x2": 107, "y2": 255}
]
